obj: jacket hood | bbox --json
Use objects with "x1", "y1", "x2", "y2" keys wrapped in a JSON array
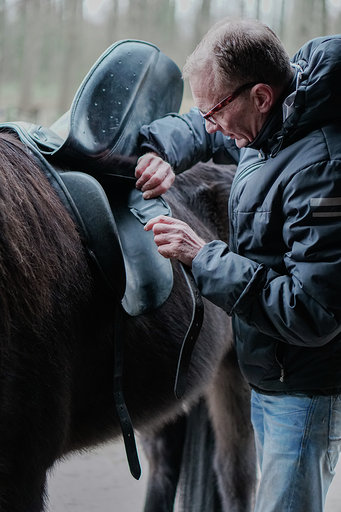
[
  {"x1": 290, "y1": 35, "x2": 341, "y2": 131},
  {"x1": 251, "y1": 35, "x2": 341, "y2": 155}
]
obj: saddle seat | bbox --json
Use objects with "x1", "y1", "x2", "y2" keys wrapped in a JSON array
[{"x1": 0, "y1": 39, "x2": 184, "y2": 316}]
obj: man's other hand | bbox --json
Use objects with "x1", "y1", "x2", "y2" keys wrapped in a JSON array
[{"x1": 135, "y1": 152, "x2": 175, "y2": 199}]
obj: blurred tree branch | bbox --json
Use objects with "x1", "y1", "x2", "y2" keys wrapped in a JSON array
[{"x1": 0, "y1": 0, "x2": 339, "y2": 124}]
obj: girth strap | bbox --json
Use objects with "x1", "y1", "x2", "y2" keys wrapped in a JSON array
[
  {"x1": 113, "y1": 303, "x2": 141, "y2": 480},
  {"x1": 174, "y1": 264, "x2": 205, "y2": 399}
]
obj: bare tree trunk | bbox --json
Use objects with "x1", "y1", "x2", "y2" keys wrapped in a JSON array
[
  {"x1": 0, "y1": 0, "x2": 8, "y2": 106},
  {"x1": 17, "y1": 0, "x2": 42, "y2": 120},
  {"x1": 285, "y1": 0, "x2": 317, "y2": 53},
  {"x1": 57, "y1": 0, "x2": 83, "y2": 116},
  {"x1": 255, "y1": 0, "x2": 261, "y2": 19},
  {"x1": 321, "y1": 0, "x2": 328, "y2": 35},
  {"x1": 153, "y1": 0, "x2": 176, "y2": 47},
  {"x1": 106, "y1": 0, "x2": 119, "y2": 46},
  {"x1": 38, "y1": 0, "x2": 59, "y2": 84},
  {"x1": 278, "y1": 0, "x2": 286, "y2": 41},
  {"x1": 127, "y1": 0, "x2": 149, "y2": 41},
  {"x1": 239, "y1": 0, "x2": 246, "y2": 17},
  {"x1": 193, "y1": 0, "x2": 211, "y2": 47}
]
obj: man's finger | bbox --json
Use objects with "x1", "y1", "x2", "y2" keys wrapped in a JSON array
[
  {"x1": 142, "y1": 174, "x2": 175, "y2": 198},
  {"x1": 135, "y1": 152, "x2": 160, "y2": 179},
  {"x1": 136, "y1": 168, "x2": 154, "y2": 189},
  {"x1": 140, "y1": 166, "x2": 168, "y2": 190},
  {"x1": 144, "y1": 215, "x2": 176, "y2": 231}
]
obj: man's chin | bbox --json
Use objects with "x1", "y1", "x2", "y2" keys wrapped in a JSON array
[{"x1": 235, "y1": 138, "x2": 249, "y2": 148}]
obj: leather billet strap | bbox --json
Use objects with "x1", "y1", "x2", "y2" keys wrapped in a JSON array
[
  {"x1": 174, "y1": 263, "x2": 205, "y2": 399},
  {"x1": 113, "y1": 304, "x2": 141, "y2": 480},
  {"x1": 114, "y1": 263, "x2": 204, "y2": 477}
]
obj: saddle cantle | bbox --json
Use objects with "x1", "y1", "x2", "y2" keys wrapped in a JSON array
[
  {"x1": 0, "y1": 39, "x2": 184, "y2": 316},
  {"x1": 17, "y1": 38, "x2": 184, "y2": 170}
]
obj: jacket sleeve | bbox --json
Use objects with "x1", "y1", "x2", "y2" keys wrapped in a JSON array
[
  {"x1": 192, "y1": 160, "x2": 341, "y2": 347},
  {"x1": 138, "y1": 108, "x2": 240, "y2": 173}
]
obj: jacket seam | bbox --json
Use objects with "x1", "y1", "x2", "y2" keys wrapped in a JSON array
[{"x1": 320, "y1": 126, "x2": 332, "y2": 160}]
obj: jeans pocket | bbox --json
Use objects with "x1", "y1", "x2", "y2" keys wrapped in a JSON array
[{"x1": 328, "y1": 395, "x2": 341, "y2": 472}]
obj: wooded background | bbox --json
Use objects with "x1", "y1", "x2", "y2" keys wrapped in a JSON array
[{"x1": 0, "y1": 0, "x2": 340, "y2": 125}]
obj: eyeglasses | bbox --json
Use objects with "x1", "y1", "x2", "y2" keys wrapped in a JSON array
[{"x1": 199, "y1": 82, "x2": 258, "y2": 125}]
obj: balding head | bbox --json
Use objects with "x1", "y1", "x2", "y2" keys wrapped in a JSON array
[{"x1": 183, "y1": 18, "x2": 293, "y2": 97}]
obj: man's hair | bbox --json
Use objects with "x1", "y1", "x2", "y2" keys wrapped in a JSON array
[{"x1": 183, "y1": 18, "x2": 293, "y2": 93}]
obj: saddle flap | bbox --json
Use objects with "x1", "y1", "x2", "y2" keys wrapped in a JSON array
[
  {"x1": 59, "y1": 171, "x2": 126, "y2": 300},
  {"x1": 58, "y1": 171, "x2": 174, "y2": 316},
  {"x1": 106, "y1": 181, "x2": 173, "y2": 316},
  {"x1": 128, "y1": 187, "x2": 171, "y2": 223}
]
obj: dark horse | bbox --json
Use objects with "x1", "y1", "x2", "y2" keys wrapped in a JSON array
[{"x1": 0, "y1": 132, "x2": 256, "y2": 512}]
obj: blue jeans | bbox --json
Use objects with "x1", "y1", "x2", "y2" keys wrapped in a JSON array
[{"x1": 251, "y1": 390, "x2": 341, "y2": 512}]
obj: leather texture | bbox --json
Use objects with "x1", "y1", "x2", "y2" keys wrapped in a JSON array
[
  {"x1": 0, "y1": 39, "x2": 184, "y2": 315},
  {"x1": 32, "y1": 39, "x2": 184, "y2": 172}
]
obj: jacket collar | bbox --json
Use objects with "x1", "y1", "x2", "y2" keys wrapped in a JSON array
[{"x1": 246, "y1": 71, "x2": 297, "y2": 156}]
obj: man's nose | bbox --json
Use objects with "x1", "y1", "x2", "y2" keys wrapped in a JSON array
[{"x1": 205, "y1": 119, "x2": 220, "y2": 134}]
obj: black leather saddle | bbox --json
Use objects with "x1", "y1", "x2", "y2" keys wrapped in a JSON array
[
  {"x1": 0, "y1": 39, "x2": 184, "y2": 316},
  {"x1": 0, "y1": 40, "x2": 202, "y2": 480}
]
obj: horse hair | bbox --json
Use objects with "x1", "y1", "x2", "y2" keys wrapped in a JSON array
[
  {"x1": 0, "y1": 133, "x2": 91, "y2": 338},
  {"x1": 167, "y1": 161, "x2": 235, "y2": 244},
  {"x1": 0, "y1": 136, "x2": 255, "y2": 512}
]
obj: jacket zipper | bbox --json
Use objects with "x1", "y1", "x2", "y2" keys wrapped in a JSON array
[
  {"x1": 228, "y1": 159, "x2": 265, "y2": 250},
  {"x1": 275, "y1": 344, "x2": 285, "y2": 382}
]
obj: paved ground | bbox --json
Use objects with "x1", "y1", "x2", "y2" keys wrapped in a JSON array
[
  {"x1": 47, "y1": 440, "x2": 341, "y2": 512},
  {"x1": 47, "y1": 441, "x2": 148, "y2": 512}
]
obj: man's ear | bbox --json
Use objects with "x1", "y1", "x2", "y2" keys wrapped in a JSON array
[{"x1": 251, "y1": 83, "x2": 276, "y2": 113}]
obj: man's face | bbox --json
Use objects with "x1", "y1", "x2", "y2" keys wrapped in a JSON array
[{"x1": 190, "y1": 75, "x2": 266, "y2": 148}]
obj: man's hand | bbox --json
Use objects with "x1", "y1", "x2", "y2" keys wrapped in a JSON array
[
  {"x1": 144, "y1": 215, "x2": 206, "y2": 267},
  {"x1": 135, "y1": 152, "x2": 175, "y2": 199}
]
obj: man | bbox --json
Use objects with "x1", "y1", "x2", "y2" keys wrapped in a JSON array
[{"x1": 135, "y1": 18, "x2": 341, "y2": 512}]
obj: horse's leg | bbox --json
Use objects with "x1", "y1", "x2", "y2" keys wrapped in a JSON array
[
  {"x1": 176, "y1": 398, "x2": 224, "y2": 512},
  {"x1": 177, "y1": 350, "x2": 256, "y2": 512},
  {"x1": 0, "y1": 405, "x2": 64, "y2": 512},
  {"x1": 141, "y1": 413, "x2": 187, "y2": 512},
  {"x1": 0, "y1": 354, "x2": 69, "y2": 512},
  {"x1": 0, "y1": 418, "x2": 52, "y2": 512},
  {"x1": 206, "y1": 349, "x2": 257, "y2": 512},
  {"x1": 0, "y1": 469, "x2": 47, "y2": 512}
]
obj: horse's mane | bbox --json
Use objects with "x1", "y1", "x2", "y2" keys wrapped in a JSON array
[
  {"x1": 0, "y1": 133, "x2": 90, "y2": 337},
  {"x1": 166, "y1": 161, "x2": 236, "y2": 243}
]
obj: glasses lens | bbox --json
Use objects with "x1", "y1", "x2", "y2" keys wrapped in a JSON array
[
  {"x1": 199, "y1": 109, "x2": 216, "y2": 125},
  {"x1": 207, "y1": 116, "x2": 216, "y2": 125}
]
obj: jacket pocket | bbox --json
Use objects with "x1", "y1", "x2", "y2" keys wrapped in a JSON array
[{"x1": 233, "y1": 210, "x2": 271, "y2": 255}]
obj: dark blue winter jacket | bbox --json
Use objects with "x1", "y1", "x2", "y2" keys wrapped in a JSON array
[{"x1": 139, "y1": 36, "x2": 341, "y2": 394}]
